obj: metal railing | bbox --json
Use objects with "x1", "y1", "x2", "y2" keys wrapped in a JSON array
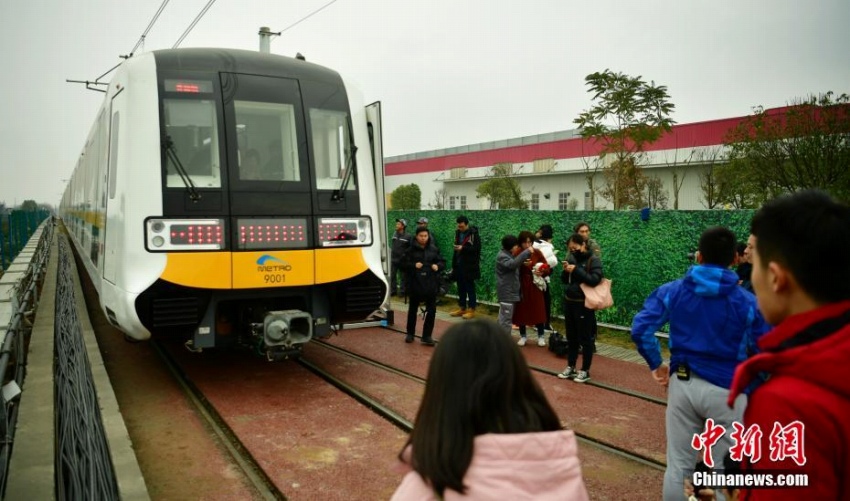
[{"x1": 0, "y1": 218, "x2": 53, "y2": 496}]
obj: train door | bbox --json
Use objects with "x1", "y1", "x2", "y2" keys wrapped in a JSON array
[
  {"x1": 365, "y1": 101, "x2": 388, "y2": 277},
  {"x1": 220, "y1": 72, "x2": 311, "y2": 216},
  {"x1": 103, "y1": 89, "x2": 126, "y2": 285},
  {"x1": 219, "y1": 72, "x2": 313, "y2": 288}
]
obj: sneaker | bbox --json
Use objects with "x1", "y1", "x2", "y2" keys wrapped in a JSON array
[
  {"x1": 421, "y1": 338, "x2": 436, "y2": 346},
  {"x1": 557, "y1": 367, "x2": 577, "y2": 380},
  {"x1": 462, "y1": 309, "x2": 476, "y2": 319},
  {"x1": 537, "y1": 336, "x2": 547, "y2": 347},
  {"x1": 449, "y1": 308, "x2": 466, "y2": 317},
  {"x1": 517, "y1": 337, "x2": 527, "y2": 347},
  {"x1": 573, "y1": 370, "x2": 590, "y2": 383},
  {"x1": 405, "y1": 335, "x2": 415, "y2": 343}
]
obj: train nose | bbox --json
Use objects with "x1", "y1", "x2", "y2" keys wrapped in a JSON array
[{"x1": 263, "y1": 310, "x2": 313, "y2": 349}]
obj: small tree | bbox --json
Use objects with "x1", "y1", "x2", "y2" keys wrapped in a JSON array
[
  {"x1": 390, "y1": 184, "x2": 421, "y2": 210},
  {"x1": 598, "y1": 157, "x2": 649, "y2": 209},
  {"x1": 476, "y1": 164, "x2": 528, "y2": 209},
  {"x1": 574, "y1": 69, "x2": 676, "y2": 210}
]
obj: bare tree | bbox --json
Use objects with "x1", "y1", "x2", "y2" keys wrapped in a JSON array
[
  {"x1": 661, "y1": 138, "x2": 697, "y2": 210},
  {"x1": 695, "y1": 147, "x2": 725, "y2": 209},
  {"x1": 579, "y1": 141, "x2": 604, "y2": 210},
  {"x1": 645, "y1": 175, "x2": 669, "y2": 209},
  {"x1": 430, "y1": 188, "x2": 448, "y2": 209}
]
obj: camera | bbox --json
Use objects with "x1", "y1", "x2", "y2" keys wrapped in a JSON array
[{"x1": 686, "y1": 247, "x2": 698, "y2": 262}]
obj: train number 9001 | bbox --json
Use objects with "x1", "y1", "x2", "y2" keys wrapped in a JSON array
[{"x1": 264, "y1": 274, "x2": 286, "y2": 284}]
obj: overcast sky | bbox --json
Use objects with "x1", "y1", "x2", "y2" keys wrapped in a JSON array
[{"x1": 1, "y1": 0, "x2": 847, "y2": 206}]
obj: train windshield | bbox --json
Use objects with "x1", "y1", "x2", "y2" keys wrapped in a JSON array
[
  {"x1": 234, "y1": 100, "x2": 301, "y2": 182},
  {"x1": 163, "y1": 98, "x2": 222, "y2": 188},
  {"x1": 310, "y1": 108, "x2": 355, "y2": 191}
]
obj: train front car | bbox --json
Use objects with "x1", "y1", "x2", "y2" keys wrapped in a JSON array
[{"x1": 125, "y1": 48, "x2": 387, "y2": 359}]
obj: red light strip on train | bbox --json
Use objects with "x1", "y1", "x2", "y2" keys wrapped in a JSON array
[
  {"x1": 317, "y1": 222, "x2": 358, "y2": 242},
  {"x1": 170, "y1": 224, "x2": 223, "y2": 245},
  {"x1": 237, "y1": 218, "x2": 308, "y2": 250}
]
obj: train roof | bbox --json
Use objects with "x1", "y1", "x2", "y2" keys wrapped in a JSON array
[{"x1": 151, "y1": 47, "x2": 343, "y2": 85}]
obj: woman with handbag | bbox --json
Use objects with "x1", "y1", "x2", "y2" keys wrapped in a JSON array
[{"x1": 557, "y1": 233, "x2": 604, "y2": 383}]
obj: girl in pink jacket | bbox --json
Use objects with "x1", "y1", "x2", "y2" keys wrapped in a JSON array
[{"x1": 391, "y1": 319, "x2": 589, "y2": 500}]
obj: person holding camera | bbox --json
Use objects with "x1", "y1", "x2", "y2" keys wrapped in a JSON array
[
  {"x1": 449, "y1": 215, "x2": 482, "y2": 319},
  {"x1": 392, "y1": 319, "x2": 589, "y2": 500},
  {"x1": 390, "y1": 218, "x2": 412, "y2": 297},
  {"x1": 630, "y1": 226, "x2": 770, "y2": 501},
  {"x1": 495, "y1": 235, "x2": 533, "y2": 335},
  {"x1": 401, "y1": 227, "x2": 446, "y2": 345}
]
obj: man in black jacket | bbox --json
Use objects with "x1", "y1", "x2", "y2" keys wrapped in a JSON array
[
  {"x1": 449, "y1": 215, "x2": 482, "y2": 319},
  {"x1": 390, "y1": 218, "x2": 411, "y2": 296},
  {"x1": 401, "y1": 227, "x2": 446, "y2": 345}
]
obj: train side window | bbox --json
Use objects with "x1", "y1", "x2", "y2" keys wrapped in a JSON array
[
  {"x1": 234, "y1": 100, "x2": 300, "y2": 182},
  {"x1": 163, "y1": 99, "x2": 222, "y2": 188},
  {"x1": 310, "y1": 108, "x2": 355, "y2": 191},
  {"x1": 108, "y1": 111, "x2": 119, "y2": 199}
]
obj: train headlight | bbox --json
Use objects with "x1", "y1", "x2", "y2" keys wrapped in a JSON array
[
  {"x1": 318, "y1": 217, "x2": 372, "y2": 247},
  {"x1": 145, "y1": 218, "x2": 225, "y2": 252}
]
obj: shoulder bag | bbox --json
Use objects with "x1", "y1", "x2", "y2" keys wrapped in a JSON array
[{"x1": 579, "y1": 259, "x2": 613, "y2": 310}]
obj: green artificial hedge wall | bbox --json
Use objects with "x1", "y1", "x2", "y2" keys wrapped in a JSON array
[{"x1": 389, "y1": 209, "x2": 755, "y2": 328}]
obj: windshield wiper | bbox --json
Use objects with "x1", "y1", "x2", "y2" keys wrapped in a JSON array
[
  {"x1": 331, "y1": 145, "x2": 358, "y2": 202},
  {"x1": 163, "y1": 135, "x2": 201, "y2": 202}
]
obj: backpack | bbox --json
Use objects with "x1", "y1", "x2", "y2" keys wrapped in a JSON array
[
  {"x1": 437, "y1": 269, "x2": 453, "y2": 296},
  {"x1": 547, "y1": 331, "x2": 568, "y2": 357}
]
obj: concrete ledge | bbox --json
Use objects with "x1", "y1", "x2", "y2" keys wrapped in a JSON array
[{"x1": 6, "y1": 232, "x2": 57, "y2": 500}]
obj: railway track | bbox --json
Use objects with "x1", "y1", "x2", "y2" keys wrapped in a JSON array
[
  {"x1": 305, "y1": 338, "x2": 666, "y2": 472},
  {"x1": 374, "y1": 324, "x2": 667, "y2": 406},
  {"x1": 151, "y1": 340, "x2": 285, "y2": 501}
]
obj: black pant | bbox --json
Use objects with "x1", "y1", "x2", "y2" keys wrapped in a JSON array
[
  {"x1": 564, "y1": 300, "x2": 595, "y2": 371},
  {"x1": 407, "y1": 293, "x2": 436, "y2": 340},
  {"x1": 390, "y1": 261, "x2": 405, "y2": 295}
]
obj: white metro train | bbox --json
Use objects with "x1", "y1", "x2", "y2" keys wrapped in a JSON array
[{"x1": 60, "y1": 48, "x2": 390, "y2": 359}]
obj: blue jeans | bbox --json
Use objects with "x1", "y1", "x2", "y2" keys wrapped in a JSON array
[{"x1": 456, "y1": 277, "x2": 477, "y2": 309}]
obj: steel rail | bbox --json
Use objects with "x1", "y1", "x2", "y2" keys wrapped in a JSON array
[
  {"x1": 304, "y1": 338, "x2": 666, "y2": 472},
  {"x1": 150, "y1": 341, "x2": 284, "y2": 501},
  {"x1": 378, "y1": 324, "x2": 667, "y2": 406}
]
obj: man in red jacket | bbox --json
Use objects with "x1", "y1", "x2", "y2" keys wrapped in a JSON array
[{"x1": 727, "y1": 190, "x2": 850, "y2": 500}]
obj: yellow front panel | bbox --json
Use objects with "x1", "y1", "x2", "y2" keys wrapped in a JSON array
[
  {"x1": 315, "y1": 248, "x2": 369, "y2": 284},
  {"x1": 232, "y1": 250, "x2": 315, "y2": 289},
  {"x1": 161, "y1": 252, "x2": 232, "y2": 289}
]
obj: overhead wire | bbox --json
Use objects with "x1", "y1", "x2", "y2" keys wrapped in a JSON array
[
  {"x1": 79, "y1": 0, "x2": 171, "y2": 88},
  {"x1": 279, "y1": 0, "x2": 340, "y2": 35},
  {"x1": 130, "y1": 0, "x2": 172, "y2": 55},
  {"x1": 173, "y1": 0, "x2": 219, "y2": 48}
]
